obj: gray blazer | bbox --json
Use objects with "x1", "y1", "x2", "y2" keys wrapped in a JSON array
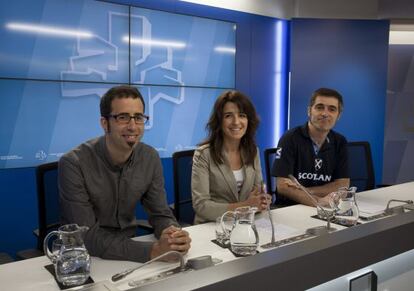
[{"x1": 191, "y1": 144, "x2": 263, "y2": 224}]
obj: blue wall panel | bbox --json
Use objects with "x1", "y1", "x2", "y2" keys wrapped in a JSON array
[
  {"x1": 250, "y1": 17, "x2": 289, "y2": 151},
  {"x1": 289, "y1": 19, "x2": 389, "y2": 185},
  {"x1": 0, "y1": 168, "x2": 38, "y2": 256}
]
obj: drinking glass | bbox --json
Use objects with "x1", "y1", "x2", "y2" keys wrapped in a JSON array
[
  {"x1": 215, "y1": 217, "x2": 227, "y2": 245},
  {"x1": 215, "y1": 214, "x2": 233, "y2": 246},
  {"x1": 51, "y1": 239, "x2": 63, "y2": 264},
  {"x1": 330, "y1": 187, "x2": 359, "y2": 226}
]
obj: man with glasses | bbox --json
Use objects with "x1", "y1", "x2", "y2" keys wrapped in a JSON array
[
  {"x1": 59, "y1": 85, "x2": 191, "y2": 263},
  {"x1": 271, "y1": 88, "x2": 350, "y2": 206}
]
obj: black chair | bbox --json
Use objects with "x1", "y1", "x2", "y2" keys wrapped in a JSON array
[
  {"x1": 0, "y1": 252, "x2": 14, "y2": 264},
  {"x1": 135, "y1": 204, "x2": 154, "y2": 236},
  {"x1": 172, "y1": 149, "x2": 195, "y2": 225},
  {"x1": 347, "y1": 141, "x2": 375, "y2": 191},
  {"x1": 16, "y1": 161, "x2": 60, "y2": 259},
  {"x1": 264, "y1": 147, "x2": 296, "y2": 207},
  {"x1": 264, "y1": 148, "x2": 278, "y2": 200}
]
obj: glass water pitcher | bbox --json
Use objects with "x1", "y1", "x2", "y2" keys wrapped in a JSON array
[
  {"x1": 221, "y1": 206, "x2": 259, "y2": 256},
  {"x1": 43, "y1": 224, "x2": 91, "y2": 286}
]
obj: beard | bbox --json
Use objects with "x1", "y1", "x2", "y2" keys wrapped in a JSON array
[{"x1": 106, "y1": 122, "x2": 141, "y2": 149}]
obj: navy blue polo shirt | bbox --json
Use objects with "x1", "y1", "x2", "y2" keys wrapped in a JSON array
[{"x1": 271, "y1": 123, "x2": 348, "y2": 187}]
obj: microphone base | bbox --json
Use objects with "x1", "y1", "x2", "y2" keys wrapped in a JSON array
[
  {"x1": 261, "y1": 233, "x2": 314, "y2": 249},
  {"x1": 385, "y1": 206, "x2": 405, "y2": 216},
  {"x1": 261, "y1": 242, "x2": 279, "y2": 249},
  {"x1": 306, "y1": 225, "x2": 336, "y2": 236}
]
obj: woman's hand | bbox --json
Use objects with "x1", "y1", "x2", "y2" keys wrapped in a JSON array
[{"x1": 245, "y1": 187, "x2": 272, "y2": 211}]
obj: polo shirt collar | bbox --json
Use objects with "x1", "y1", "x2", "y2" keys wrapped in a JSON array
[{"x1": 300, "y1": 122, "x2": 333, "y2": 147}]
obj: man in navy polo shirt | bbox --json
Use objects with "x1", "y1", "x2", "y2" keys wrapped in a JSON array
[{"x1": 271, "y1": 88, "x2": 349, "y2": 206}]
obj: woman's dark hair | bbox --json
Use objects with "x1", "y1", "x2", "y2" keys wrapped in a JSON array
[{"x1": 201, "y1": 90, "x2": 260, "y2": 166}]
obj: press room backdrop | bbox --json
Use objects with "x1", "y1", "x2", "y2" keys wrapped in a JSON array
[{"x1": 0, "y1": 0, "x2": 289, "y2": 255}]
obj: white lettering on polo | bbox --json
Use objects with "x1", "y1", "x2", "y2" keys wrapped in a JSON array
[{"x1": 298, "y1": 172, "x2": 332, "y2": 182}]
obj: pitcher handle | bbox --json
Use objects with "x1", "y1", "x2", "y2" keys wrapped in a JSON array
[
  {"x1": 43, "y1": 230, "x2": 59, "y2": 262},
  {"x1": 220, "y1": 211, "x2": 235, "y2": 237}
]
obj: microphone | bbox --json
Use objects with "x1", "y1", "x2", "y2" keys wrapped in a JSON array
[
  {"x1": 126, "y1": 255, "x2": 220, "y2": 288},
  {"x1": 261, "y1": 182, "x2": 277, "y2": 249},
  {"x1": 288, "y1": 175, "x2": 336, "y2": 235},
  {"x1": 385, "y1": 199, "x2": 413, "y2": 215},
  {"x1": 111, "y1": 250, "x2": 185, "y2": 282}
]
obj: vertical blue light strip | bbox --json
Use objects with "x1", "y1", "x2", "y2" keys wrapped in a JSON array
[{"x1": 273, "y1": 20, "x2": 288, "y2": 147}]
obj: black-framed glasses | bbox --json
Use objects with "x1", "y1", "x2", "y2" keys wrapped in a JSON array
[{"x1": 107, "y1": 113, "x2": 149, "y2": 124}]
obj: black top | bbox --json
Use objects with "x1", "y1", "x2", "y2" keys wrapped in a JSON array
[{"x1": 271, "y1": 123, "x2": 348, "y2": 187}]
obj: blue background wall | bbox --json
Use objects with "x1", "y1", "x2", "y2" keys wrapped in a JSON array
[
  {"x1": 0, "y1": 0, "x2": 288, "y2": 257},
  {"x1": 289, "y1": 19, "x2": 389, "y2": 185}
]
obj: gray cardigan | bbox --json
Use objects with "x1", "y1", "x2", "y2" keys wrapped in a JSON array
[{"x1": 191, "y1": 144, "x2": 263, "y2": 224}]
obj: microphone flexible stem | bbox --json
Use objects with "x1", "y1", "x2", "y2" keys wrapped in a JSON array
[
  {"x1": 386, "y1": 199, "x2": 413, "y2": 211},
  {"x1": 111, "y1": 250, "x2": 184, "y2": 282},
  {"x1": 287, "y1": 175, "x2": 332, "y2": 230},
  {"x1": 267, "y1": 202, "x2": 276, "y2": 244},
  {"x1": 261, "y1": 181, "x2": 275, "y2": 244}
]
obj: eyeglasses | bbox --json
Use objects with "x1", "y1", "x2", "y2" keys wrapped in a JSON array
[{"x1": 107, "y1": 113, "x2": 149, "y2": 124}]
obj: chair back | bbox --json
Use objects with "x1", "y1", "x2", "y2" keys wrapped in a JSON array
[
  {"x1": 172, "y1": 149, "x2": 195, "y2": 225},
  {"x1": 36, "y1": 161, "x2": 60, "y2": 250},
  {"x1": 0, "y1": 252, "x2": 14, "y2": 264},
  {"x1": 347, "y1": 141, "x2": 375, "y2": 191},
  {"x1": 264, "y1": 148, "x2": 278, "y2": 198}
]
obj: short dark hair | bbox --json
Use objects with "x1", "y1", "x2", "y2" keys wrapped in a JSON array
[
  {"x1": 309, "y1": 88, "x2": 344, "y2": 113},
  {"x1": 100, "y1": 85, "x2": 145, "y2": 117},
  {"x1": 201, "y1": 90, "x2": 260, "y2": 166}
]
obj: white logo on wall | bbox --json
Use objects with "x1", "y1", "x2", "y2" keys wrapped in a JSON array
[
  {"x1": 0, "y1": 154, "x2": 23, "y2": 161},
  {"x1": 60, "y1": 11, "x2": 185, "y2": 130},
  {"x1": 35, "y1": 150, "x2": 47, "y2": 161},
  {"x1": 314, "y1": 158, "x2": 322, "y2": 171},
  {"x1": 174, "y1": 144, "x2": 195, "y2": 152}
]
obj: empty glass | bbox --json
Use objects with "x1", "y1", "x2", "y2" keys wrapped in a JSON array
[
  {"x1": 215, "y1": 217, "x2": 228, "y2": 245},
  {"x1": 317, "y1": 206, "x2": 335, "y2": 220},
  {"x1": 50, "y1": 239, "x2": 63, "y2": 264},
  {"x1": 329, "y1": 186, "x2": 359, "y2": 226}
]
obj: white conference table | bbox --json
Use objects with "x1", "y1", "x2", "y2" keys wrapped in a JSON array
[
  {"x1": 355, "y1": 182, "x2": 414, "y2": 219},
  {"x1": 1, "y1": 182, "x2": 413, "y2": 291}
]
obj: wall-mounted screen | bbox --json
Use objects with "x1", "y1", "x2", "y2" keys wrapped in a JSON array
[
  {"x1": 130, "y1": 6, "x2": 235, "y2": 88},
  {"x1": 0, "y1": 0, "x2": 129, "y2": 83}
]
